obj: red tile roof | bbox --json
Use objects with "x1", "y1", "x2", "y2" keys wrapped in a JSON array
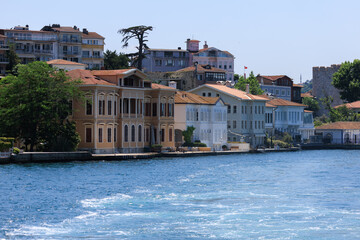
[
  {"x1": 199, "y1": 84, "x2": 267, "y2": 101},
  {"x1": 316, "y1": 121, "x2": 360, "y2": 130},
  {"x1": 151, "y1": 83, "x2": 176, "y2": 90},
  {"x1": 91, "y1": 69, "x2": 134, "y2": 76},
  {"x1": 301, "y1": 92, "x2": 314, "y2": 98},
  {"x1": 176, "y1": 65, "x2": 226, "y2": 73},
  {"x1": 82, "y1": 32, "x2": 104, "y2": 39},
  {"x1": 293, "y1": 84, "x2": 303, "y2": 88},
  {"x1": 47, "y1": 59, "x2": 86, "y2": 66},
  {"x1": 304, "y1": 110, "x2": 313, "y2": 113},
  {"x1": 335, "y1": 100, "x2": 360, "y2": 109},
  {"x1": 175, "y1": 91, "x2": 219, "y2": 105},
  {"x1": 66, "y1": 69, "x2": 115, "y2": 86}
]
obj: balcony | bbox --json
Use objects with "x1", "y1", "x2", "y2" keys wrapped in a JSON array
[
  {"x1": 82, "y1": 55, "x2": 104, "y2": 59},
  {"x1": 0, "y1": 58, "x2": 9, "y2": 64},
  {"x1": 61, "y1": 39, "x2": 80, "y2": 43},
  {"x1": 34, "y1": 49, "x2": 53, "y2": 54},
  {"x1": 63, "y1": 51, "x2": 80, "y2": 55},
  {"x1": 0, "y1": 45, "x2": 9, "y2": 50}
]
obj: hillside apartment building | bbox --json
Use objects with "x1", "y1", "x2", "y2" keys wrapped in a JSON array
[{"x1": 0, "y1": 24, "x2": 104, "y2": 71}]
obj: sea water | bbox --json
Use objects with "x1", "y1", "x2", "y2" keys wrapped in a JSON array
[{"x1": 1, "y1": 150, "x2": 360, "y2": 239}]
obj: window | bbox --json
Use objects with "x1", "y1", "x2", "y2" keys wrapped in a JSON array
[
  {"x1": 161, "y1": 128, "x2": 165, "y2": 142},
  {"x1": 107, "y1": 128, "x2": 112, "y2": 142},
  {"x1": 168, "y1": 103, "x2": 174, "y2": 117},
  {"x1": 98, "y1": 128, "x2": 103, "y2": 143},
  {"x1": 228, "y1": 105, "x2": 231, "y2": 114},
  {"x1": 242, "y1": 106, "x2": 244, "y2": 114},
  {"x1": 155, "y1": 59, "x2": 162, "y2": 66},
  {"x1": 169, "y1": 128, "x2": 173, "y2": 142},
  {"x1": 233, "y1": 121, "x2": 236, "y2": 128},
  {"x1": 145, "y1": 128, "x2": 150, "y2": 142},
  {"x1": 124, "y1": 125, "x2": 128, "y2": 142},
  {"x1": 152, "y1": 103, "x2": 157, "y2": 116},
  {"x1": 114, "y1": 100, "x2": 117, "y2": 116},
  {"x1": 164, "y1": 51, "x2": 173, "y2": 57},
  {"x1": 131, "y1": 125, "x2": 136, "y2": 142},
  {"x1": 160, "y1": 103, "x2": 165, "y2": 116},
  {"x1": 227, "y1": 121, "x2": 231, "y2": 129},
  {"x1": 208, "y1": 92, "x2": 211, "y2": 97},
  {"x1": 165, "y1": 59, "x2": 174, "y2": 66},
  {"x1": 108, "y1": 100, "x2": 112, "y2": 115},
  {"x1": 224, "y1": 65, "x2": 227, "y2": 69},
  {"x1": 145, "y1": 102, "x2": 151, "y2": 116},
  {"x1": 99, "y1": 99, "x2": 105, "y2": 115},
  {"x1": 202, "y1": 92, "x2": 206, "y2": 97},
  {"x1": 86, "y1": 128, "x2": 92, "y2": 143},
  {"x1": 216, "y1": 94, "x2": 220, "y2": 97},
  {"x1": 114, "y1": 127, "x2": 117, "y2": 142},
  {"x1": 138, "y1": 125, "x2": 142, "y2": 142},
  {"x1": 233, "y1": 106, "x2": 237, "y2": 113},
  {"x1": 255, "y1": 106, "x2": 257, "y2": 114}
]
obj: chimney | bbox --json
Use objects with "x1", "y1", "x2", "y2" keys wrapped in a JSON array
[
  {"x1": 178, "y1": 47, "x2": 181, "y2": 50},
  {"x1": 83, "y1": 28, "x2": 88, "y2": 34},
  {"x1": 169, "y1": 81, "x2": 177, "y2": 89},
  {"x1": 246, "y1": 84, "x2": 250, "y2": 94},
  {"x1": 203, "y1": 41, "x2": 208, "y2": 49}
]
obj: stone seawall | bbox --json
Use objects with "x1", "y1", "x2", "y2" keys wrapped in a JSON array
[{"x1": 10, "y1": 152, "x2": 92, "y2": 163}]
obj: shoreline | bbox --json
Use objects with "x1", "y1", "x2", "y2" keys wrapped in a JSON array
[{"x1": 0, "y1": 148, "x2": 300, "y2": 164}]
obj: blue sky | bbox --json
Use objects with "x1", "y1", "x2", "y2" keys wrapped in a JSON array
[{"x1": 2, "y1": 0, "x2": 360, "y2": 82}]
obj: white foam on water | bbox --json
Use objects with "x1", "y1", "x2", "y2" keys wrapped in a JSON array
[{"x1": 80, "y1": 193, "x2": 132, "y2": 208}]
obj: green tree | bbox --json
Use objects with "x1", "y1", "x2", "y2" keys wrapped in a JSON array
[
  {"x1": 5, "y1": 43, "x2": 20, "y2": 74},
  {"x1": 234, "y1": 71, "x2": 264, "y2": 95},
  {"x1": 332, "y1": 59, "x2": 360, "y2": 102},
  {"x1": 0, "y1": 61, "x2": 82, "y2": 151},
  {"x1": 302, "y1": 97, "x2": 320, "y2": 116},
  {"x1": 182, "y1": 126, "x2": 195, "y2": 146},
  {"x1": 118, "y1": 25, "x2": 153, "y2": 70},
  {"x1": 104, "y1": 50, "x2": 129, "y2": 70}
]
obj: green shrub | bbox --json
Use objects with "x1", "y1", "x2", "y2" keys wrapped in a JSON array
[
  {"x1": 151, "y1": 144, "x2": 162, "y2": 148},
  {"x1": 13, "y1": 147, "x2": 20, "y2": 154},
  {"x1": 193, "y1": 142, "x2": 207, "y2": 147}
]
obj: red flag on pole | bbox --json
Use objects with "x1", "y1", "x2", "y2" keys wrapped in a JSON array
[{"x1": 244, "y1": 66, "x2": 248, "y2": 69}]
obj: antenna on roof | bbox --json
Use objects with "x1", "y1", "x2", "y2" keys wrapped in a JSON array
[{"x1": 300, "y1": 74, "x2": 302, "y2": 84}]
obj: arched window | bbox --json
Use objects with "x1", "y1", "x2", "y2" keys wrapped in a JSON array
[
  {"x1": 138, "y1": 125, "x2": 142, "y2": 142},
  {"x1": 131, "y1": 125, "x2": 136, "y2": 142},
  {"x1": 124, "y1": 125, "x2": 128, "y2": 142}
]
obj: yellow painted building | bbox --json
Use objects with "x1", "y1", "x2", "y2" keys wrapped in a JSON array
[{"x1": 67, "y1": 69, "x2": 175, "y2": 153}]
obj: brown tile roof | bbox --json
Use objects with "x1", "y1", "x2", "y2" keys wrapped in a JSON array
[
  {"x1": 266, "y1": 102, "x2": 277, "y2": 108},
  {"x1": 301, "y1": 92, "x2": 314, "y2": 98},
  {"x1": 201, "y1": 84, "x2": 267, "y2": 101},
  {"x1": 316, "y1": 121, "x2": 360, "y2": 130},
  {"x1": 304, "y1": 110, "x2": 313, "y2": 113},
  {"x1": 176, "y1": 65, "x2": 226, "y2": 73},
  {"x1": 335, "y1": 100, "x2": 360, "y2": 109},
  {"x1": 267, "y1": 98, "x2": 307, "y2": 107},
  {"x1": 66, "y1": 69, "x2": 115, "y2": 86},
  {"x1": 258, "y1": 75, "x2": 288, "y2": 81},
  {"x1": 293, "y1": 84, "x2": 303, "y2": 88},
  {"x1": 82, "y1": 32, "x2": 104, "y2": 39},
  {"x1": 175, "y1": 91, "x2": 219, "y2": 105},
  {"x1": 151, "y1": 83, "x2": 176, "y2": 90},
  {"x1": 194, "y1": 48, "x2": 234, "y2": 57},
  {"x1": 0, "y1": 34, "x2": 6, "y2": 38},
  {"x1": 148, "y1": 48, "x2": 188, "y2": 52},
  {"x1": 47, "y1": 59, "x2": 86, "y2": 66}
]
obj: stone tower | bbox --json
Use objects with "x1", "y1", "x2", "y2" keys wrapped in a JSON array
[{"x1": 312, "y1": 64, "x2": 343, "y2": 115}]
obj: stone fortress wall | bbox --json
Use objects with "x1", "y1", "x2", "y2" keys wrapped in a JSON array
[{"x1": 312, "y1": 64, "x2": 343, "y2": 115}]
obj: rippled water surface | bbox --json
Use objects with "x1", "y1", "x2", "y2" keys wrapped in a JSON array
[{"x1": 1, "y1": 150, "x2": 360, "y2": 239}]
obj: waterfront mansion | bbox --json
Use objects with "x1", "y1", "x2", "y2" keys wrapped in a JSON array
[
  {"x1": 67, "y1": 69, "x2": 176, "y2": 153},
  {"x1": 174, "y1": 91, "x2": 228, "y2": 150},
  {"x1": 190, "y1": 84, "x2": 268, "y2": 147}
]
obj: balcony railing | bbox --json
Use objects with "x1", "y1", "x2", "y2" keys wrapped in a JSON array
[
  {"x1": 82, "y1": 55, "x2": 104, "y2": 59},
  {"x1": 0, "y1": 58, "x2": 9, "y2": 63},
  {"x1": 0, "y1": 45, "x2": 9, "y2": 50},
  {"x1": 34, "y1": 49, "x2": 53, "y2": 54},
  {"x1": 63, "y1": 51, "x2": 80, "y2": 55},
  {"x1": 61, "y1": 39, "x2": 80, "y2": 43}
]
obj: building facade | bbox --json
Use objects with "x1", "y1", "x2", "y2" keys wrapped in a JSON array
[
  {"x1": 0, "y1": 34, "x2": 8, "y2": 75},
  {"x1": 66, "y1": 69, "x2": 176, "y2": 153},
  {"x1": 257, "y1": 75, "x2": 293, "y2": 101},
  {"x1": 174, "y1": 91, "x2": 227, "y2": 150},
  {"x1": 0, "y1": 25, "x2": 58, "y2": 64},
  {"x1": 81, "y1": 29, "x2": 105, "y2": 70},
  {"x1": 142, "y1": 48, "x2": 190, "y2": 73},
  {"x1": 190, "y1": 84, "x2": 268, "y2": 147}
]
